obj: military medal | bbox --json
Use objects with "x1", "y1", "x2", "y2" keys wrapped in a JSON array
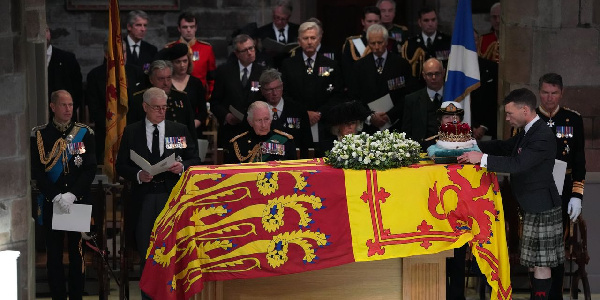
[
  {"x1": 377, "y1": 66, "x2": 383, "y2": 74},
  {"x1": 306, "y1": 67, "x2": 313, "y2": 75},
  {"x1": 74, "y1": 155, "x2": 83, "y2": 167},
  {"x1": 323, "y1": 53, "x2": 334, "y2": 60},
  {"x1": 387, "y1": 76, "x2": 406, "y2": 90},
  {"x1": 565, "y1": 144, "x2": 570, "y2": 154},
  {"x1": 193, "y1": 51, "x2": 199, "y2": 61},
  {"x1": 250, "y1": 81, "x2": 260, "y2": 92},
  {"x1": 547, "y1": 119, "x2": 554, "y2": 128},
  {"x1": 318, "y1": 67, "x2": 332, "y2": 77},
  {"x1": 326, "y1": 84, "x2": 334, "y2": 92}
]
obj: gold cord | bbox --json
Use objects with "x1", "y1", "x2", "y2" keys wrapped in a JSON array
[
  {"x1": 233, "y1": 141, "x2": 260, "y2": 163},
  {"x1": 36, "y1": 131, "x2": 68, "y2": 172}
]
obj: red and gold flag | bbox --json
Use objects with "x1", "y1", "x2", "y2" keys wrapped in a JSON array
[
  {"x1": 104, "y1": 0, "x2": 128, "y2": 181},
  {"x1": 140, "y1": 159, "x2": 512, "y2": 300}
]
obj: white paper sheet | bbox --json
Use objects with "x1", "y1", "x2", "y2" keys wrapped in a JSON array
[
  {"x1": 52, "y1": 203, "x2": 92, "y2": 232},
  {"x1": 229, "y1": 105, "x2": 245, "y2": 121},
  {"x1": 367, "y1": 94, "x2": 394, "y2": 130},
  {"x1": 130, "y1": 150, "x2": 176, "y2": 176},
  {"x1": 311, "y1": 123, "x2": 319, "y2": 143},
  {"x1": 553, "y1": 159, "x2": 567, "y2": 195}
]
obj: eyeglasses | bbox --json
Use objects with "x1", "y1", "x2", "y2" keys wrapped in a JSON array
[
  {"x1": 424, "y1": 72, "x2": 443, "y2": 78},
  {"x1": 273, "y1": 15, "x2": 290, "y2": 22},
  {"x1": 147, "y1": 104, "x2": 168, "y2": 112},
  {"x1": 262, "y1": 85, "x2": 283, "y2": 93},
  {"x1": 236, "y1": 46, "x2": 256, "y2": 54}
]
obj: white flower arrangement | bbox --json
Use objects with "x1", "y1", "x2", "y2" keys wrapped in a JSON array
[{"x1": 325, "y1": 130, "x2": 422, "y2": 170}]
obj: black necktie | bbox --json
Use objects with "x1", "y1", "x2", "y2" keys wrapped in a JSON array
[
  {"x1": 434, "y1": 93, "x2": 442, "y2": 106},
  {"x1": 306, "y1": 57, "x2": 313, "y2": 69},
  {"x1": 426, "y1": 37, "x2": 432, "y2": 48},
  {"x1": 376, "y1": 57, "x2": 384, "y2": 68},
  {"x1": 278, "y1": 29, "x2": 286, "y2": 43},
  {"x1": 241, "y1": 67, "x2": 248, "y2": 86},
  {"x1": 132, "y1": 44, "x2": 139, "y2": 59},
  {"x1": 152, "y1": 124, "x2": 160, "y2": 161}
]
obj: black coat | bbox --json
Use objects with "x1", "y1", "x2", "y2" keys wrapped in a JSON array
[
  {"x1": 123, "y1": 37, "x2": 158, "y2": 70},
  {"x1": 48, "y1": 46, "x2": 83, "y2": 114},
  {"x1": 401, "y1": 88, "x2": 440, "y2": 148},
  {"x1": 349, "y1": 52, "x2": 416, "y2": 131},
  {"x1": 280, "y1": 53, "x2": 343, "y2": 113},
  {"x1": 479, "y1": 118, "x2": 561, "y2": 213},
  {"x1": 210, "y1": 61, "x2": 266, "y2": 146},
  {"x1": 257, "y1": 22, "x2": 300, "y2": 44}
]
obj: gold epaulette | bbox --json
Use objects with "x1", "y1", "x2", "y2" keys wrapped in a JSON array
[
  {"x1": 164, "y1": 41, "x2": 177, "y2": 48},
  {"x1": 75, "y1": 122, "x2": 95, "y2": 135},
  {"x1": 31, "y1": 124, "x2": 47, "y2": 137},
  {"x1": 563, "y1": 107, "x2": 582, "y2": 116},
  {"x1": 273, "y1": 129, "x2": 294, "y2": 139},
  {"x1": 392, "y1": 24, "x2": 408, "y2": 31},
  {"x1": 289, "y1": 45, "x2": 300, "y2": 57},
  {"x1": 133, "y1": 88, "x2": 147, "y2": 96},
  {"x1": 197, "y1": 39, "x2": 212, "y2": 46},
  {"x1": 230, "y1": 131, "x2": 249, "y2": 143}
]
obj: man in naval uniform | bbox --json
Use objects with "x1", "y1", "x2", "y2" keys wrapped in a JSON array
[
  {"x1": 128, "y1": 60, "x2": 198, "y2": 142},
  {"x1": 226, "y1": 101, "x2": 297, "y2": 164},
  {"x1": 116, "y1": 87, "x2": 201, "y2": 300},
  {"x1": 401, "y1": 7, "x2": 451, "y2": 81},
  {"x1": 30, "y1": 90, "x2": 97, "y2": 300},
  {"x1": 536, "y1": 73, "x2": 586, "y2": 300},
  {"x1": 376, "y1": 0, "x2": 409, "y2": 50},
  {"x1": 341, "y1": 6, "x2": 381, "y2": 87}
]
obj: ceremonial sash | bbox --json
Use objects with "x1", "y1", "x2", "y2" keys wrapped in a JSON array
[
  {"x1": 37, "y1": 126, "x2": 87, "y2": 225},
  {"x1": 261, "y1": 133, "x2": 288, "y2": 161}
]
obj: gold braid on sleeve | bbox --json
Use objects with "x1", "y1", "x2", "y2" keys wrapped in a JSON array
[{"x1": 37, "y1": 131, "x2": 68, "y2": 173}]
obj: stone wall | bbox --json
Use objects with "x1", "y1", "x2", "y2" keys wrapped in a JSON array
[{"x1": 0, "y1": 0, "x2": 38, "y2": 298}]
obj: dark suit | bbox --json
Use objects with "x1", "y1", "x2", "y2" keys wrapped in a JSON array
[
  {"x1": 86, "y1": 60, "x2": 144, "y2": 161},
  {"x1": 128, "y1": 88, "x2": 198, "y2": 142},
  {"x1": 123, "y1": 37, "x2": 158, "y2": 70},
  {"x1": 281, "y1": 53, "x2": 343, "y2": 113},
  {"x1": 116, "y1": 120, "x2": 201, "y2": 254},
  {"x1": 478, "y1": 118, "x2": 561, "y2": 213},
  {"x1": 401, "y1": 88, "x2": 441, "y2": 148},
  {"x1": 48, "y1": 46, "x2": 83, "y2": 119},
  {"x1": 349, "y1": 52, "x2": 415, "y2": 132},
  {"x1": 210, "y1": 61, "x2": 265, "y2": 147},
  {"x1": 270, "y1": 98, "x2": 313, "y2": 158}
]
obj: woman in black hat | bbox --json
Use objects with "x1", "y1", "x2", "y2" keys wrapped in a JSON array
[
  {"x1": 319, "y1": 100, "x2": 370, "y2": 155},
  {"x1": 157, "y1": 43, "x2": 208, "y2": 134}
]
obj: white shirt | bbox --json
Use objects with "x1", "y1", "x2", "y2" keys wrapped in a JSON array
[
  {"x1": 127, "y1": 35, "x2": 140, "y2": 54},
  {"x1": 272, "y1": 23, "x2": 289, "y2": 43},
  {"x1": 46, "y1": 44, "x2": 53, "y2": 67},
  {"x1": 145, "y1": 118, "x2": 165, "y2": 156},
  {"x1": 238, "y1": 61, "x2": 253, "y2": 81},
  {"x1": 267, "y1": 98, "x2": 285, "y2": 119},
  {"x1": 426, "y1": 87, "x2": 443, "y2": 101},
  {"x1": 481, "y1": 115, "x2": 540, "y2": 168},
  {"x1": 422, "y1": 32, "x2": 438, "y2": 45},
  {"x1": 373, "y1": 50, "x2": 388, "y2": 68},
  {"x1": 302, "y1": 52, "x2": 317, "y2": 68}
]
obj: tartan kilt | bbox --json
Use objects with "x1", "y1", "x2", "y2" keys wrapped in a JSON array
[{"x1": 520, "y1": 206, "x2": 565, "y2": 267}]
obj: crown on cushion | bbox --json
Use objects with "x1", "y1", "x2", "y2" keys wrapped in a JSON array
[{"x1": 438, "y1": 122, "x2": 472, "y2": 142}]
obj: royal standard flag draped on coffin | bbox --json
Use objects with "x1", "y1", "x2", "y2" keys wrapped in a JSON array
[{"x1": 140, "y1": 159, "x2": 511, "y2": 300}]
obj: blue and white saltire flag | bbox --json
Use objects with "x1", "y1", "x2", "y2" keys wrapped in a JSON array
[{"x1": 443, "y1": 0, "x2": 480, "y2": 124}]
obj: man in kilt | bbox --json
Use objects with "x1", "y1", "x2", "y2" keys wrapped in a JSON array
[{"x1": 458, "y1": 88, "x2": 564, "y2": 300}]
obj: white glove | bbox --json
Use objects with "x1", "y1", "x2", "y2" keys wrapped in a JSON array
[
  {"x1": 59, "y1": 192, "x2": 77, "y2": 214},
  {"x1": 51, "y1": 194, "x2": 69, "y2": 214},
  {"x1": 567, "y1": 197, "x2": 582, "y2": 222},
  {"x1": 51, "y1": 194, "x2": 62, "y2": 203}
]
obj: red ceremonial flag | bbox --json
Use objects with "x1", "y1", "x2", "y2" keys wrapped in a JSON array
[{"x1": 104, "y1": 0, "x2": 128, "y2": 181}]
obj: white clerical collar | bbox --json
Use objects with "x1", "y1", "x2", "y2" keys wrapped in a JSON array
[{"x1": 524, "y1": 115, "x2": 540, "y2": 133}]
